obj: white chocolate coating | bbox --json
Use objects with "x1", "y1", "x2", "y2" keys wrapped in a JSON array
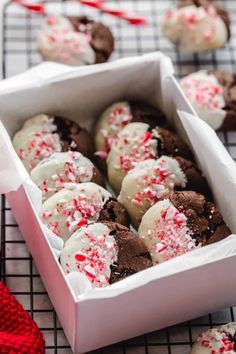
[
  {"x1": 40, "y1": 182, "x2": 111, "y2": 241},
  {"x1": 118, "y1": 157, "x2": 186, "y2": 229},
  {"x1": 60, "y1": 223, "x2": 118, "y2": 287},
  {"x1": 191, "y1": 323, "x2": 236, "y2": 354},
  {"x1": 162, "y1": 5, "x2": 228, "y2": 53},
  {"x1": 180, "y1": 71, "x2": 226, "y2": 130},
  {"x1": 94, "y1": 101, "x2": 132, "y2": 157},
  {"x1": 31, "y1": 151, "x2": 94, "y2": 201},
  {"x1": 138, "y1": 199, "x2": 197, "y2": 264},
  {"x1": 107, "y1": 123, "x2": 159, "y2": 193},
  {"x1": 38, "y1": 16, "x2": 95, "y2": 66},
  {"x1": 13, "y1": 115, "x2": 61, "y2": 172}
]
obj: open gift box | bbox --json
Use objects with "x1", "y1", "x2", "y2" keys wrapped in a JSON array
[{"x1": 1, "y1": 52, "x2": 236, "y2": 354}]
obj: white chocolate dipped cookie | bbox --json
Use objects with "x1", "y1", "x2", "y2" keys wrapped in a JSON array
[
  {"x1": 95, "y1": 101, "x2": 132, "y2": 158},
  {"x1": 162, "y1": 3, "x2": 229, "y2": 53},
  {"x1": 40, "y1": 182, "x2": 111, "y2": 241},
  {"x1": 13, "y1": 114, "x2": 94, "y2": 172},
  {"x1": 60, "y1": 223, "x2": 118, "y2": 287},
  {"x1": 107, "y1": 122, "x2": 193, "y2": 193},
  {"x1": 180, "y1": 71, "x2": 226, "y2": 130},
  {"x1": 118, "y1": 157, "x2": 186, "y2": 228},
  {"x1": 107, "y1": 123, "x2": 159, "y2": 193},
  {"x1": 191, "y1": 323, "x2": 236, "y2": 354},
  {"x1": 13, "y1": 115, "x2": 61, "y2": 172},
  {"x1": 138, "y1": 190, "x2": 231, "y2": 264},
  {"x1": 31, "y1": 151, "x2": 104, "y2": 201},
  {"x1": 60, "y1": 222, "x2": 152, "y2": 288},
  {"x1": 37, "y1": 16, "x2": 96, "y2": 66},
  {"x1": 94, "y1": 101, "x2": 168, "y2": 159},
  {"x1": 40, "y1": 182, "x2": 129, "y2": 241}
]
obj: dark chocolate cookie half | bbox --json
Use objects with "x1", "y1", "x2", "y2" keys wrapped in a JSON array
[{"x1": 169, "y1": 190, "x2": 231, "y2": 245}]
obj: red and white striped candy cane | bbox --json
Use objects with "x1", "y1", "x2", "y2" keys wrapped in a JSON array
[{"x1": 12, "y1": 0, "x2": 148, "y2": 25}]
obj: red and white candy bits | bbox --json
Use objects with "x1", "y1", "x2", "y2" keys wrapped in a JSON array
[
  {"x1": 38, "y1": 16, "x2": 95, "y2": 66},
  {"x1": 118, "y1": 157, "x2": 186, "y2": 228},
  {"x1": 95, "y1": 101, "x2": 133, "y2": 158},
  {"x1": 162, "y1": 4, "x2": 229, "y2": 53},
  {"x1": 31, "y1": 151, "x2": 95, "y2": 201},
  {"x1": 60, "y1": 223, "x2": 118, "y2": 288},
  {"x1": 13, "y1": 114, "x2": 61, "y2": 172},
  {"x1": 180, "y1": 71, "x2": 226, "y2": 130},
  {"x1": 190, "y1": 323, "x2": 236, "y2": 354},
  {"x1": 40, "y1": 182, "x2": 111, "y2": 241},
  {"x1": 138, "y1": 199, "x2": 198, "y2": 264},
  {"x1": 107, "y1": 122, "x2": 159, "y2": 193}
]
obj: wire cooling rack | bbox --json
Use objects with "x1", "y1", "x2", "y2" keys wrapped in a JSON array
[{"x1": 1, "y1": 0, "x2": 236, "y2": 353}]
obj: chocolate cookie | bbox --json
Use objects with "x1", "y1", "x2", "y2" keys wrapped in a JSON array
[
  {"x1": 13, "y1": 114, "x2": 94, "y2": 172},
  {"x1": 40, "y1": 182, "x2": 129, "y2": 241},
  {"x1": 118, "y1": 155, "x2": 211, "y2": 229},
  {"x1": 138, "y1": 190, "x2": 231, "y2": 264},
  {"x1": 60, "y1": 222, "x2": 152, "y2": 288},
  {"x1": 162, "y1": 0, "x2": 230, "y2": 53},
  {"x1": 157, "y1": 127, "x2": 194, "y2": 161},
  {"x1": 105, "y1": 222, "x2": 152, "y2": 284},
  {"x1": 31, "y1": 151, "x2": 104, "y2": 201},
  {"x1": 99, "y1": 198, "x2": 130, "y2": 227},
  {"x1": 190, "y1": 322, "x2": 236, "y2": 354},
  {"x1": 170, "y1": 190, "x2": 231, "y2": 245},
  {"x1": 53, "y1": 116, "x2": 94, "y2": 159},
  {"x1": 94, "y1": 101, "x2": 168, "y2": 158},
  {"x1": 175, "y1": 156, "x2": 212, "y2": 199},
  {"x1": 69, "y1": 16, "x2": 114, "y2": 63}
]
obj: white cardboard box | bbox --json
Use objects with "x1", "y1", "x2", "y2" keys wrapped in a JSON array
[{"x1": 1, "y1": 53, "x2": 236, "y2": 353}]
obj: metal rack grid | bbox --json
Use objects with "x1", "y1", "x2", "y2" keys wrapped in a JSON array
[{"x1": 1, "y1": 0, "x2": 236, "y2": 353}]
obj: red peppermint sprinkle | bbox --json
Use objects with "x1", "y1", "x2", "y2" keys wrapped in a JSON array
[
  {"x1": 75, "y1": 253, "x2": 87, "y2": 262},
  {"x1": 77, "y1": 218, "x2": 87, "y2": 227},
  {"x1": 143, "y1": 131, "x2": 152, "y2": 143},
  {"x1": 47, "y1": 16, "x2": 58, "y2": 25}
]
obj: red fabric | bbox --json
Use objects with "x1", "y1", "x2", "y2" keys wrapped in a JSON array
[{"x1": 0, "y1": 281, "x2": 45, "y2": 353}]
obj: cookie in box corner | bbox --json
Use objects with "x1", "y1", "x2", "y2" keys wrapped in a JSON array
[
  {"x1": 60, "y1": 222, "x2": 152, "y2": 288},
  {"x1": 138, "y1": 190, "x2": 231, "y2": 265},
  {"x1": 13, "y1": 114, "x2": 94, "y2": 172},
  {"x1": 180, "y1": 70, "x2": 236, "y2": 131},
  {"x1": 37, "y1": 15, "x2": 114, "y2": 66}
]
